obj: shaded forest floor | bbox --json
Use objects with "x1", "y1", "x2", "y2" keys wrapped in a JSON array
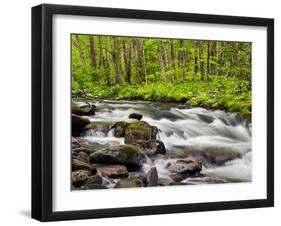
[{"x1": 72, "y1": 76, "x2": 251, "y2": 114}]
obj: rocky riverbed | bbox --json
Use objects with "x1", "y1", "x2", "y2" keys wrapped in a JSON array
[{"x1": 71, "y1": 99, "x2": 252, "y2": 190}]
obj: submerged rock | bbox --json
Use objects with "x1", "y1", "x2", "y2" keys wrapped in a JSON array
[
  {"x1": 112, "y1": 121, "x2": 129, "y2": 137},
  {"x1": 184, "y1": 147, "x2": 241, "y2": 166},
  {"x1": 167, "y1": 157, "x2": 202, "y2": 176},
  {"x1": 129, "y1": 113, "x2": 143, "y2": 120},
  {"x1": 72, "y1": 170, "x2": 92, "y2": 187},
  {"x1": 96, "y1": 165, "x2": 129, "y2": 178},
  {"x1": 72, "y1": 103, "x2": 96, "y2": 116},
  {"x1": 72, "y1": 114, "x2": 90, "y2": 136},
  {"x1": 82, "y1": 121, "x2": 111, "y2": 136},
  {"x1": 114, "y1": 178, "x2": 143, "y2": 188},
  {"x1": 147, "y1": 167, "x2": 158, "y2": 186},
  {"x1": 89, "y1": 145, "x2": 143, "y2": 167},
  {"x1": 134, "y1": 140, "x2": 166, "y2": 156},
  {"x1": 125, "y1": 121, "x2": 158, "y2": 144}
]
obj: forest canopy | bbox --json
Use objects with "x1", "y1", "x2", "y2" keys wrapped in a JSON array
[{"x1": 71, "y1": 34, "x2": 252, "y2": 114}]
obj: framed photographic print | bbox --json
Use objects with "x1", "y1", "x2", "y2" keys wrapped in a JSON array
[{"x1": 31, "y1": 4, "x2": 274, "y2": 221}]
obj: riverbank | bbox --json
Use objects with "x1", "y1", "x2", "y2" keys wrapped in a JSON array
[{"x1": 72, "y1": 76, "x2": 251, "y2": 114}]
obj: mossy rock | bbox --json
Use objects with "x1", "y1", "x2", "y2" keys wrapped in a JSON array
[
  {"x1": 134, "y1": 140, "x2": 166, "y2": 156},
  {"x1": 112, "y1": 121, "x2": 130, "y2": 137},
  {"x1": 125, "y1": 121, "x2": 158, "y2": 144},
  {"x1": 89, "y1": 145, "x2": 143, "y2": 167}
]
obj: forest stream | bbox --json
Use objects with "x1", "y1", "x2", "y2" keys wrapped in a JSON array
[{"x1": 71, "y1": 99, "x2": 252, "y2": 190}]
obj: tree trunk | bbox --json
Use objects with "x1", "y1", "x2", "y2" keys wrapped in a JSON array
[
  {"x1": 111, "y1": 37, "x2": 122, "y2": 85},
  {"x1": 88, "y1": 36, "x2": 97, "y2": 81},
  {"x1": 74, "y1": 35, "x2": 87, "y2": 75},
  {"x1": 122, "y1": 39, "x2": 132, "y2": 84},
  {"x1": 199, "y1": 41, "x2": 205, "y2": 81},
  {"x1": 136, "y1": 39, "x2": 143, "y2": 83}
]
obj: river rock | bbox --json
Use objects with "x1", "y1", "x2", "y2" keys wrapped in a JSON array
[
  {"x1": 129, "y1": 113, "x2": 143, "y2": 120},
  {"x1": 72, "y1": 137, "x2": 81, "y2": 148},
  {"x1": 129, "y1": 173, "x2": 147, "y2": 186},
  {"x1": 72, "y1": 170, "x2": 92, "y2": 187},
  {"x1": 77, "y1": 151, "x2": 90, "y2": 163},
  {"x1": 125, "y1": 121, "x2": 158, "y2": 144},
  {"x1": 112, "y1": 121, "x2": 129, "y2": 137},
  {"x1": 84, "y1": 175, "x2": 103, "y2": 185},
  {"x1": 82, "y1": 121, "x2": 111, "y2": 136},
  {"x1": 114, "y1": 178, "x2": 143, "y2": 188},
  {"x1": 72, "y1": 114, "x2": 90, "y2": 136},
  {"x1": 96, "y1": 165, "x2": 129, "y2": 178},
  {"x1": 134, "y1": 140, "x2": 166, "y2": 156},
  {"x1": 89, "y1": 145, "x2": 143, "y2": 167},
  {"x1": 72, "y1": 159, "x2": 97, "y2": 174},
  {"x1": 72, "y1": 103, "x2": 96, "y2": 116},
  {"x1": 167, "y1": 158, "x2": 202, "y2": 176},
  {"x1": 147, "y1": 167, "x2": 158, "y2": 186}
]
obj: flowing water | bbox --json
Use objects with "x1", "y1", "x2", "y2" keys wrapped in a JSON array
[{"x1": 75, "y1": 99, "x2": 252, "y2": 185}]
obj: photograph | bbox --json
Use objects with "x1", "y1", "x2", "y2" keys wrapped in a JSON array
[{"x1": 71, "y1": 34, "x2": 252, "y2": 190}]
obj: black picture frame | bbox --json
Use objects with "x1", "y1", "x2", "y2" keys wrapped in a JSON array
[{"x1": 32, "y1": 3, "x2": 274, "y2": 222}]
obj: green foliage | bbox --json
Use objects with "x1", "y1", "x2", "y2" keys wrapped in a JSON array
[{"x1": 71, "y1": 34, "x2": 252, "y2": 114}]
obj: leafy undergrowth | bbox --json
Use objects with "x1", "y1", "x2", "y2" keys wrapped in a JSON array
[{"x1": 73, "y1": 76, "x2": 251, "y2": 114}]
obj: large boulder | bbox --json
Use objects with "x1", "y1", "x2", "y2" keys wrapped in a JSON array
[
  {"x1": 134, "y1": 140, "x2": 166, "y2": 156},
  {"x1": 112, "y1": 121, "x2": 129, "y2": 137},
  {"x1": 71, "y1": 170, "x2": 92, "y2": 187},
  {"x1": 72, "y1": 114, "x2": 90, "y2": 136},
  {"x1": 167, "y1": 157, "x2": 202, "y2": 176},
  {"x1": 72, "y1": 159, "x2": 97, "y2": 174},
  {"x1": 89, "y1": 145, "x2": 143, "y2": 167},
  {"x1": 129, "y1": 113, "x2": 143, "y2": 121},
  {"x1": 72, "y1": 103, "x2": 96, "y2": 116},
  {"x1": 125, "y1": 121, "x2": 158, "y2": 144},
  {"x1": 96, "y1": 165, "x2": 129, "y2": 179}
]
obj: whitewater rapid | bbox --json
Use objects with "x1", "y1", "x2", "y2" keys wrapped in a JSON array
[{"x1": 75, "y1": 99, "x2": 252, "y2": 184}]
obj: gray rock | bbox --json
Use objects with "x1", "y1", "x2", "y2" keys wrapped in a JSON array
[
  {"x1": 72, "y1": 170, "x2": 92, "y2": 187},
  {"x1": 96, "y1": 165, "x2": 129, "y2": 178},
  {"x1": 77, "y1": 151, "x2": 90, "y2": 163},
  {"x1": 167, "y1": 158, "x2": 202, "y2": 176},
  {"x1": 89, "y1": 145, "x2": 143, "y2": 167},
  {"x1": 72, "y1": 159, "x2": 96, "y2": 174},
  {"x1": 134, "y1": 140, "x2": 166, "y2": 156},
  {"x1": 147, "y1": 167, "x2": 158, "y2": 186}
]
